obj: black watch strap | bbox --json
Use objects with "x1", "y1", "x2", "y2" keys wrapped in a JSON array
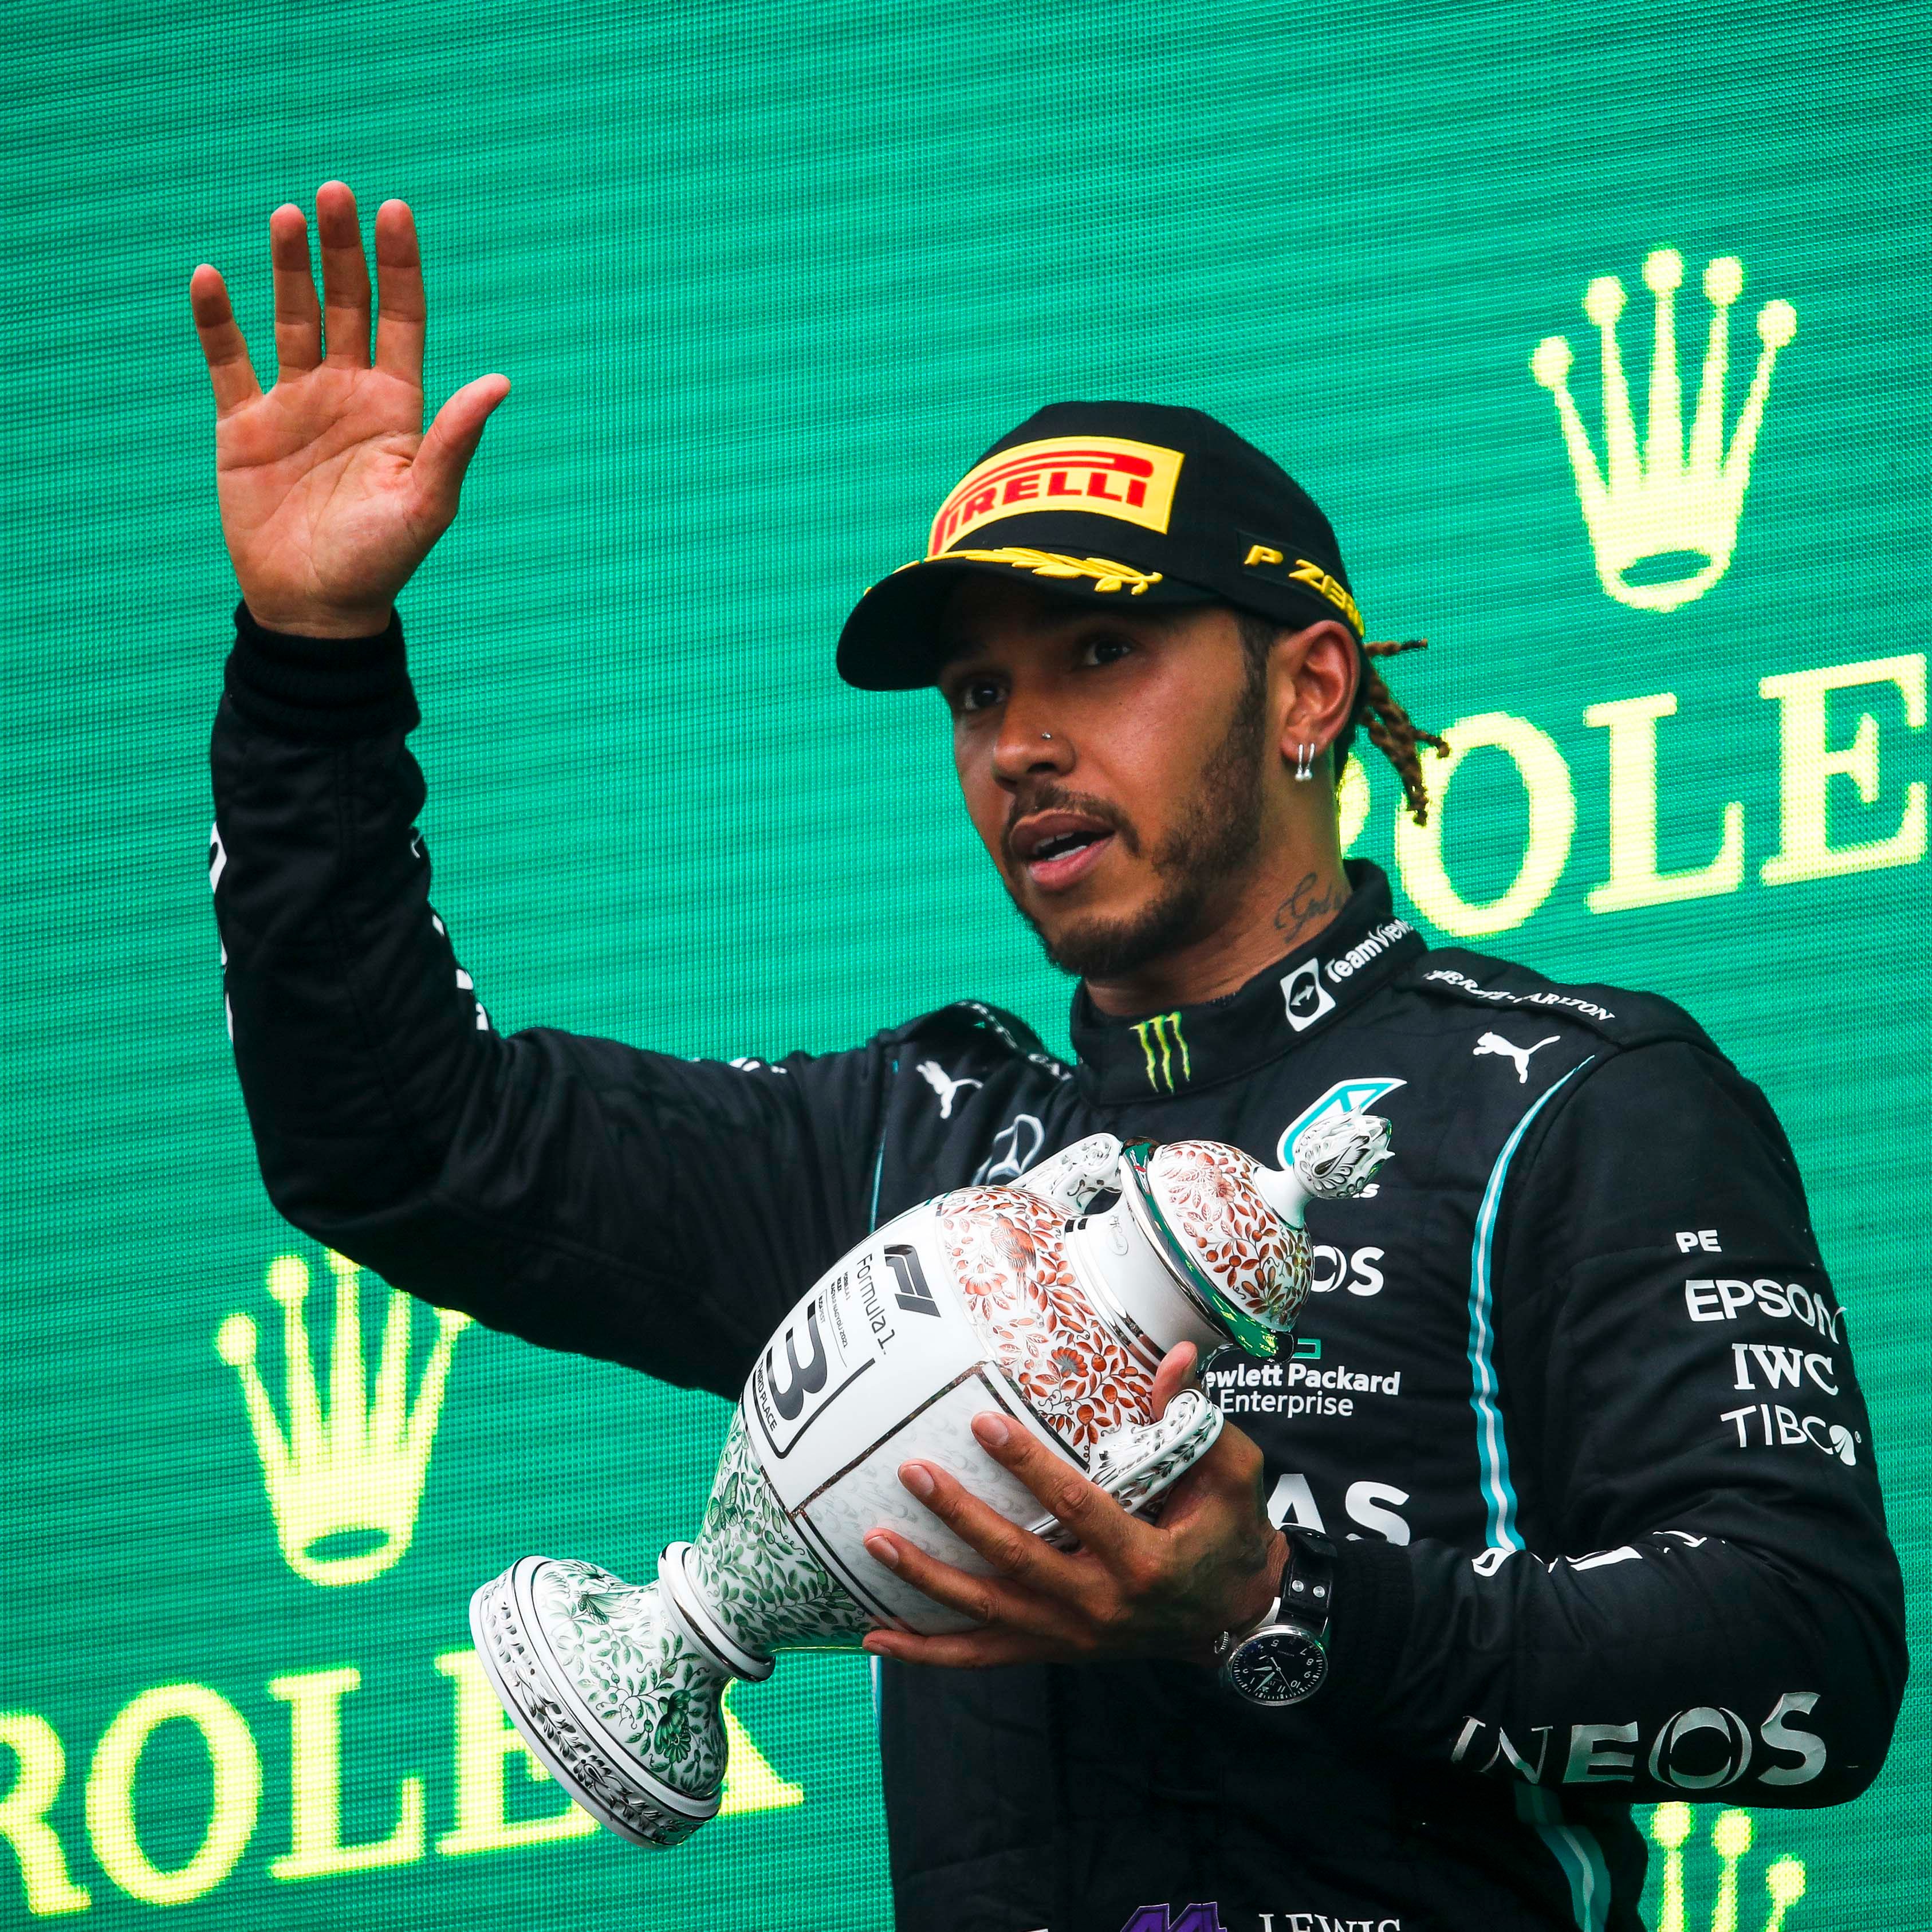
[{"x1": 1277, "y1": 1529, "x2": 1336, "y2": 1638}]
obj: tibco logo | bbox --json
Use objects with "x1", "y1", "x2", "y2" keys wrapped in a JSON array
[{"x1": 1719, "y1": 1402, "x2": 1858, "y2": 1464}]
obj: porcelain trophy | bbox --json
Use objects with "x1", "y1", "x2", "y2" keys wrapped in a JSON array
[{"x1": 468, "y1": 1113, "x2": 1391, "y2": 1849}]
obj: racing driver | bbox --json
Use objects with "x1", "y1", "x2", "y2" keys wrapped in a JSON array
[{"x1": 191, "y1": 186, "x2": 1905, "y2": 1932}]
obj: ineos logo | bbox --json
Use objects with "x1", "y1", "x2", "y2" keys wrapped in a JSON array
[
  {"x1": 1308, "y1": 1245, "x2": 1386, "y2": 1297},
  {"x1": 1647, "y1": 1706, "x2": 1756, "y2": 1790},
  {"x1": 764, "y1": 1304, "x2": 830, "y2": 1422}
]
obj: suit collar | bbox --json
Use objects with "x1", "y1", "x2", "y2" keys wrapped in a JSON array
[{"x1": 1069, "y1": 860, "x2": 1424, "y2": 1104}]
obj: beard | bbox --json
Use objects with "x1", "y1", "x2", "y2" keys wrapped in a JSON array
[{"x1": 1004, "y1": 671, "x2": 1269, "y2": 982}]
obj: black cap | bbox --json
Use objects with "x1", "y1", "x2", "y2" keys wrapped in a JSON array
[{"x1": 836, "y1": 400, "x2": 1364, "y2": 691}]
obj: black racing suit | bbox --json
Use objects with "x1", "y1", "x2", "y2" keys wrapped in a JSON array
[{"x1": 210, "y1": 604, "x2": 1906, "y2": 1932}]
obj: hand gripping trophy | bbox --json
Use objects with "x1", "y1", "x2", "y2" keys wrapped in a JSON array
[{"x1": 469, "y1": 1113, "x2": 1392, "y2": 1848}]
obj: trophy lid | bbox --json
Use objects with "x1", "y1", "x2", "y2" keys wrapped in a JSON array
[{"x1": 1116, "y1": 1140, "x2": 1299, "y2": 1358}]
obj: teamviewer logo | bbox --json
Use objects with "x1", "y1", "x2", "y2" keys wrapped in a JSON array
[{"x1": 1281, "y1": 959, "x2": 1336, "y2": 1032}]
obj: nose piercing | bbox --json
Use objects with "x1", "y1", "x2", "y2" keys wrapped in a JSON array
[
  {"x1": 1041, "y1": 731, "x2": 1053, "y2": 741},
  {"x1": 1293, "y1": 742, "x2": 1316, "y2": 781}
]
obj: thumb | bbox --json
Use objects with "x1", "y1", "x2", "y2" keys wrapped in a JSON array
[
  {"x1": 414, "y1": 373, "x2": 511, "y2": 520},
  {"x1": 1148, "y1": 1341, "x2": 1199, "y2": 1420}
]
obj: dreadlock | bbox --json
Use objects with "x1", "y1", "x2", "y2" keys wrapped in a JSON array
[{"x1": 1234, "y1": 613, "x2": 1450, "y2": 826}]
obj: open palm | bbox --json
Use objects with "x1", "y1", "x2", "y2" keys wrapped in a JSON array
[{"x1": 190, "y1": 182, "x2": 509, "y2": 638}]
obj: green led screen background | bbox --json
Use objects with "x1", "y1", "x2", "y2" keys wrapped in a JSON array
[{"x1": 3, "y1": 2, "x2": 1926, "y2": 1926}]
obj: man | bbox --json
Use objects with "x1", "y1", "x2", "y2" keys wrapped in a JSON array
[{"x1": 191, "y1": 186, "x2": 1904, "y2": 1932}]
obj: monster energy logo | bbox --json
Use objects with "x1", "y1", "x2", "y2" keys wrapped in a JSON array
[{"x1": 1131, "y1": 1012, "x2": 1191, "y2": 1093}]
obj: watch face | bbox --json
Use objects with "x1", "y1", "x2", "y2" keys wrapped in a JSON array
[{"x1": 1227, "y1": 1628, "x2": 1328, "y2": 1706}]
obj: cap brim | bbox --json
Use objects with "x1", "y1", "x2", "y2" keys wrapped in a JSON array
[{"x1": 836, "y1": 553, "x2": 1219, "y2": 692}]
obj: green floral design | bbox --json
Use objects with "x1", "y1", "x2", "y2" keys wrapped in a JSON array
[
  {"x1": 473, "y1": 1564, "x2": 705, "y2": 1846},
  {"x1": 534, "y1": 1558, "x2": 726, "y2": 1800},
  {"x1": 687, "y1": 1412, "x2": 869, "y2": 1653}
]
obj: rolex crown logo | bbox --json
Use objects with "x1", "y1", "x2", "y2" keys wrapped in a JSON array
[
  {"x1": 1648, "y1": 1803, "x2": 1807, "y2": 1932},
  {"x1": 1531, "y1": 249, "x2": 1796, "y2": 612},
  {"x1": 216, "y1": 1251, "x2": 470, "y2": 1587}
]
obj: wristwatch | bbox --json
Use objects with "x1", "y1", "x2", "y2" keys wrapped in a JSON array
[{"x1": 1217, "y1": 1529, "x2": 1335, "y2": 1706}]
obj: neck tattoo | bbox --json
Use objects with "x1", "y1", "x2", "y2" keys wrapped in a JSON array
[{"x1": 1272, "y1": 871, "x2": 1344, "y2": 949}]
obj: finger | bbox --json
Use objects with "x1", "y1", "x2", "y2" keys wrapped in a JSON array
[
  {"x1": 412, "y1": 373, "x2": 511, "y2": 520},
  {"x1": 268, "y1": 203, "x2": 321, "y2": 377},
  {"x1": 314, "y1": 179, "x2": 371, "y2": 368},
  {"x1": 1149, "y1": 1340, "x2": 1199, "y2": 1419},
  {"x1": 372, "y1": 199, "x2": 425, "y2": 389},
  {"x1": 861, "y1": 1623, "x2": 1064, "y2": 1670},
  {"x1": 965, "y1": 1413, "x2": 1143, "y2": 1564},
  {"x1": 863, "y1": 1514, "x2": 1068, "y2": 1627},
  {"x1": 188, "y1": 264, "x2": 261, "y2": 415},
  {"x1": 862, "y1": 1528, "x2": 1004, "y2": 1623},
  {"x1": 890, "y1": 1448, "x2": 1096, "y2": 1591}
]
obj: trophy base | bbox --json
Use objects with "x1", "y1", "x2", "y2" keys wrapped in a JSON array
[{"x1": 469, "y1": 1555, "x2": 723, "y2": 1850}]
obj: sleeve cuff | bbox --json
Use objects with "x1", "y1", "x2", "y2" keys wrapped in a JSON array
[
  {"x1": 223, "y1": 599, "x2": 421, "y2": 742},
  {"x1": 1320, "y1": 1535, "x2": 1414, "y2": 1725}
]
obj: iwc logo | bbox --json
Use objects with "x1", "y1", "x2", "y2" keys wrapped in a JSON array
[{"x1": 1530, "y1": 249, "x2": 1795, "y2": 612}]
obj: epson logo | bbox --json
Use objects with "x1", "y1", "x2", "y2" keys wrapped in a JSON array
[{"x1": 1684, "y1": 1277, "x2": 1844, "y2": 1342}]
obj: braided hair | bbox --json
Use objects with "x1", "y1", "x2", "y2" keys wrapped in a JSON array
[{"x1": 1234, "y1": 613, "x2": 1450, "y2": 826}]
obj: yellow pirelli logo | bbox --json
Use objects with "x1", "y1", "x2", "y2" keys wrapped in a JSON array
[
  {"x1": 930, "y1": 436, "x2": 1185, "y2": 554},
  {"x1": 1240, "y1": 544, "x2": 1365, "y2": 636}
]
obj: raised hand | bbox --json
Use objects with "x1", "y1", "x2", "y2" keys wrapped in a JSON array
[{"x1": 190, "y1": 182, "x2": 510, "y2": 638}]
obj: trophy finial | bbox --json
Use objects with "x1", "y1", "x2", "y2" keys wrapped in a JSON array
[{"x1": 1248, "y1": 1110, "x2": 1392, "y2": 1226}]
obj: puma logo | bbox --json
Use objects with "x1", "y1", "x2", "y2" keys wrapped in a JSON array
[
  {"x1": 916, "y1": 1059, "x2": 983, "y2": 1119},
  {"x1": 1472, "y1": 1032, "x2": 1560, "y2": 1084}
]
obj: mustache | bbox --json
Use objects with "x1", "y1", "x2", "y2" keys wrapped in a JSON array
[{"x1": 1001, "y1": 784, "x2": 1143, "y2": 865}]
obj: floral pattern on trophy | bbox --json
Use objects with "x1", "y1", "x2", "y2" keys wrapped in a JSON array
[
  {"x1": 467, "y1": 1112, "x2": 1395, "y2": 1856},
  {"x1": 938, "y1": 1186, "x2": 1154, "y2": 1453},
  {"x1": 683, "y1": 1412, "x2": 870, "y2": 1651},
  {"x1": 536, "y1": 1558, "x2": 728, "y2": 1796},
  {"x1": 1032, "y1": 1388, "x2": 1223, "y2": 1549},
  {"x1": 1148, "y1": 1140, "x2": 1311, "y2": 1332},
  {"x1": 471, "y1": 1562, "x2": 706, "y2": 1846}
]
